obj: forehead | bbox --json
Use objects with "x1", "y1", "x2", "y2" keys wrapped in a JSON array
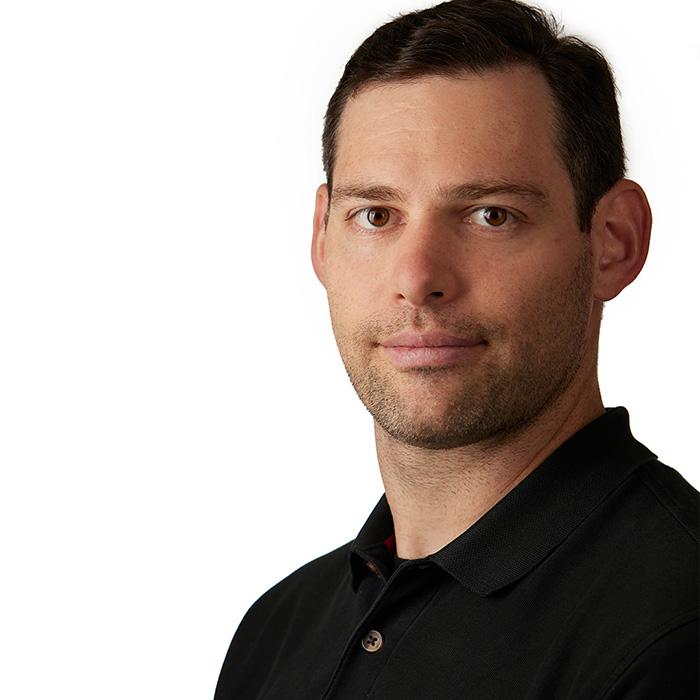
[{"x1": 333, "y1": 68, "x2": 568, "y2": 198}]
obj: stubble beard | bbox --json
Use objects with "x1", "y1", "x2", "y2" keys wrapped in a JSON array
[{"x1": 329, "y1": 245, "x2": 593, "y2": 451}]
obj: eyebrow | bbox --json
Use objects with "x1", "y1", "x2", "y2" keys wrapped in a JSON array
[
  {"x1": 331, "y1": 180, "x2": 550, "y2": 207},
  {"x1": 439, "y1": 181, "x2": 550, "y2": 206},
  {"x1": 331, "y1": 183, "x2": 406, "y2": 205}
]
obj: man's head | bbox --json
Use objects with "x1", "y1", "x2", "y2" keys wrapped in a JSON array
[
  {"x1": 311, "y1": 0, "x2": 650, "y2": 451},
  {"x1": 322, "y1": 0, "x2": 624, "y2": 233}
]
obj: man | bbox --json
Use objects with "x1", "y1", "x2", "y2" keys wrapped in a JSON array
[{"x1": 215, "y1": 0, "x2": 699, "y2": 697}]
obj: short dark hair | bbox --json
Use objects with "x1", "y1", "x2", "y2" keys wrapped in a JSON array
[{"x1": 322, "y1": 0, "x2": 625, "y2": 232}]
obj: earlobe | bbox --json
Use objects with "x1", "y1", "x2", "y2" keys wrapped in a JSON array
[
  {"x1": 311, "y1": 184, "x2": 329, "y2": 287},
  {"x1": 590, "y1": 179, "x2": 652, "y2": 302}
]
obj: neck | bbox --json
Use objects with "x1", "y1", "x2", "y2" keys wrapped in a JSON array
[{"x1": 375, "y1": 371, "x2": 604, "y2": 560}]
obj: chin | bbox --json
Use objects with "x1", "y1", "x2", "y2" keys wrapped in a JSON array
[
  {"x1": 369, "y1": 390, "x2": 516, "y2": 450},
  {"x1": 380, "y1": 424, "x2": 485, "y2": 451},
  {"x1": 357, "y1": 356, "x2": 582, "y2": 451}
]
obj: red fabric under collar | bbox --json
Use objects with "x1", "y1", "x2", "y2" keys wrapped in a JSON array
[{"x1": 384, "y1": 533, "x2": 396, "y2": 555}]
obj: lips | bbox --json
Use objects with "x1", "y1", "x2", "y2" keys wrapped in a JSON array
[{"x1": 379, "y1": 332, "x2": 485, "y2": 368}]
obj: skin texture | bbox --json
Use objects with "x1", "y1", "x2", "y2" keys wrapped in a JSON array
[{"x1": 312, "y1": 68, "x2": 651, "y2": 558}]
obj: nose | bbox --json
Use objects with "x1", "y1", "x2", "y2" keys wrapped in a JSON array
[{"x1": 388, "y1": 220, "x2": 461, "y2": 307}]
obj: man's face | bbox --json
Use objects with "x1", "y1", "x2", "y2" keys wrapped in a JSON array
[{"x1": 313, "y1": 68, "x2": 597, "y2": 450}]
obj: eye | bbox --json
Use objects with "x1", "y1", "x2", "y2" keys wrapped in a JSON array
[
  {"x1": 352, "y1": 207, "x2": 393, "y2": 229},
  {"x1": 468, "y1": 207, "x2": 514, "y2": 227}
]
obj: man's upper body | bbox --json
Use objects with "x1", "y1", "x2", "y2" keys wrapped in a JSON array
[
  {"x1": 216, "y1": 0, "x2": 699, "y2": 696},
  {"x1": 215, "y1": 408, "x2": 698, "y2": 699}
]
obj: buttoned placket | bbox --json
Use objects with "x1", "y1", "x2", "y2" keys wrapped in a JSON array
[{"x1": 320, "y1": 560, "x2": 444, "y2": 700}]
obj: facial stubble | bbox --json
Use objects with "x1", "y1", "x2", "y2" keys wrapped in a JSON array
[{"x1": 327, "y1": 241, "x2": 594, "y2": 450}]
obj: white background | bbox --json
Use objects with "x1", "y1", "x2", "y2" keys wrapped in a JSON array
[{"x1": 1, "y1": 1, "x2": 698, "y2": 698}]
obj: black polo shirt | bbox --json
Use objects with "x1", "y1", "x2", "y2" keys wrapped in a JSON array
[{"x1": 215, "y1": 408, "x2": 699, "y2": 699}]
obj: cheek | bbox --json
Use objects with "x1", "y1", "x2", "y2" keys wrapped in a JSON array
[
  {"x1": 480, "y1": 244, "x2": 592, "y2": 338},
  {"x1": 462, "y1": 251, "x2": 542, "y2": 324},
  {"x1": 324, "y1": 249, "x2": 381, "y2": 317},
  {"x1": 324, "y1": 269, "x2": 367, "y2": 343}
]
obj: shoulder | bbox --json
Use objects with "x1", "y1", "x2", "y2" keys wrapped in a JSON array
[
  {"x1": 214, "y1": 542, "x2": 355, "y2": 699},
  {"x1": 587, "y1": 461, "x2": 699, "y2": 698},
  {"x1": 596, "y1": 606, "x2": 698, "y2": 699},
  {"x1": 239, "y1": 541, "x2": 353, "y2": 629},
  {"x1": 593, "y1": 460, "x2": 698, "y2": 605},
  {"x1": 615, "y1": 461, "x2": 699, "y2": 598},
  {"x1": 636, "y1": 461, "x2": 698, "y2": 543},
  {"x1": 221, "y1": 541, "x2": 353, "y2": 658}
]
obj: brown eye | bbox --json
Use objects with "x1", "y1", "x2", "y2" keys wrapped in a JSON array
[
  {"x1": 355, "y1": 207, "x2": 392, "y2": 229},
  {"x1": 368, "y1": 208, "x2": 390, "y2": 226},
  {"x1": 482, "y1": 207, "x2": 508, "y2": 226}
]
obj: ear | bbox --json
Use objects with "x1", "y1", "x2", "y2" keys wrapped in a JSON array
[
  {"x1": 590, "y1": 179, "x2": 652, "y2": 302},
  {"x1": 311, "y1": 183, "x2": 329, "y2": 287}
]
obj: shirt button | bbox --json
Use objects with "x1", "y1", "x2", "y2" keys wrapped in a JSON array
[
  {"x1": 361, "y1": 630, "x2": 384, "y2": 653},
  {"x1": 365, "y1": 562, "x2": 381, "y2": 578}
]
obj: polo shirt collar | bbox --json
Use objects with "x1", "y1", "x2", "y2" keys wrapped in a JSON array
[
  {"x1": 349, "y1": 495, "x2": 397, "y2": 587},
  {"x1": 349, "y1": 407, "x2": 657, "y2": 595}
]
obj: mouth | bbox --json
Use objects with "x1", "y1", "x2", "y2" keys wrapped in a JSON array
[{"x1": 379, "y1": 332, "x2": 486, "y2": 368}]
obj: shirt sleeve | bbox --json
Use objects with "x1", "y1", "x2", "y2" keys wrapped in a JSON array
[{"x1": 598, "y1": 618, "x2": 699, "y2": 700}]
